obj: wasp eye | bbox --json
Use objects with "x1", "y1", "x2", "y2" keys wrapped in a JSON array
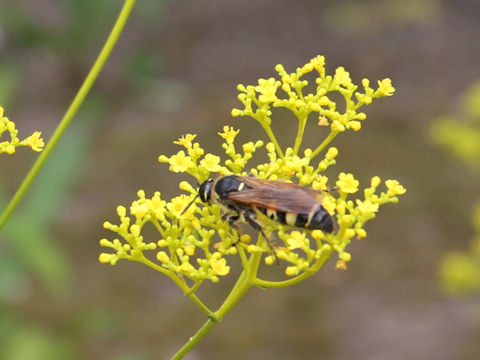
[{"x1": 199, "y1": 179, "x2": 214, "y2": 203}]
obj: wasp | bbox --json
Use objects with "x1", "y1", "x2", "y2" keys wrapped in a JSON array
[{"x1": 195, "y1": 175, "x2": 334, "y2": 235}]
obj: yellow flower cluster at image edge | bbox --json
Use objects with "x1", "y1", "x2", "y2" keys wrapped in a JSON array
[
  {"x1": 0, "y1": 106, "x2": 44, "y2": 155},
  {"x1": 99, "y1": 55, "x2": 404, "y2": 282}
]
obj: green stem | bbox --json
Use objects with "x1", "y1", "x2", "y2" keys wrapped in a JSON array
[
  {"x1": 253, "y1": 247, "x2": 333, "y2": 288},
  {"x1": 171, "y1": 238, "x2": 265, "y2": 359},
  {"x1": 140, "y1": 257, "x2": 215, "y2": 318},
  {"x1": 310, "y1": 130, "x2": 338, "y2": 159},
  {"x1": 0, "y1": 0, "x2": 137, "y2": 232},
  {"x1": 293, "y1": 113, "x2": 308, "y2": 155},
  {"x1": 261, "y1": 123, "x2": 284, "y2": 158}
]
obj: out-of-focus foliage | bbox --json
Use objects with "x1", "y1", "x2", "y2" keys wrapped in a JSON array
[{"x1": 432, "y1": 80, "x2": 480, "y2": 294}]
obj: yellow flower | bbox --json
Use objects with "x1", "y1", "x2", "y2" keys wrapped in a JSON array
[
  {"x1": 99, "y1": 253, "x2": 116, "y2": 264},
  {"x1": 332, "y1": 120, "x2": 346, "y2": 132},
  {"x1": 130, "y1": 200, "x2": 150, "y2": 219},
  {"x1": 336, "y1": 172, "x2": 359, "y2": 193},
  {"x1": 309, "y1": 55, "x2": 325, "y2": 71},
  {"x1": 200, "y1": 153, "x2": 221, "y2": 172},
  {"x1": 355, "y1": 199, "x2": 379, "y2": 215},
  {"x1": 167, "y1": 194, "x2": 194, "y2": 217},
  {"x1": 218, "y1": 126, "x2": 240, "y2": 144},
  {"x1": 255, "y1": 77, "x2": 279, "y2": 103},
  {"x1": 157, "y1": 251, "x2": 170, "y2": 263},
  {"x1": 179, "y1": 261, "x2": 195, "y2": 274},
  {"x1": 325, "y1": 147, "x2": 338, "y2": 160},
  {"x1": 169, "y1": 150, "x2": 194, "y2": 172},
  {"x1": 1, "y1": 106, "x2": 44, "y2": 155},
  {"x1": 385, "y1": 179, "x2": 406, "y2": 196},
  {"x1": 211, "y1": 257, "x2": 230, "y2": 276},
  {"x1": 377, "y1": 78, "x2": 395, "y2": 96},
  {"x1": 286, "y1": 231, "x2": 307, "y2": 250},
  {"x1": 173, "y1": 134, "x2": 197, "y2": 148},
  {"x1": 349, "y1": 121, "x2": 362, "y2": 131},
  {"x1": 334, "y1": 67, "x2": 352, "y2": 87}
]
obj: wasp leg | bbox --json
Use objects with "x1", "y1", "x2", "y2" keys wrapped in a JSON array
[
  {"x1": 221, "y1": 213, "x2": 243, "y2": 246},
  {"x1": 243, "y1": 211, "x2": 279, "y2": 264}
]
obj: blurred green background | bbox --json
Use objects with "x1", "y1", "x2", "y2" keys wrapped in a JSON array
[{"x1": 1, "y1": 0, "x2": 480, "y2": 359}]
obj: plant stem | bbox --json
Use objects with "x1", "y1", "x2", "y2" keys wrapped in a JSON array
[
  {"x1": 253, "y1": 247, "x2": 333, "y2": 288},
  {"x1": 0, "y1": 0, "x2": 137, "y2": 231},
  {"x1": 261, "y1": 123, "x2": 284, "y2": 158},
  {"x1": 293, "y1": 113, "x2": 308, "y2": 155},
  {"x1": 310, "y1": 130, "x2": 338, "y2": 159},
  {"x1": 170, "y1": 241, "x2": 264, "y2": 359}
]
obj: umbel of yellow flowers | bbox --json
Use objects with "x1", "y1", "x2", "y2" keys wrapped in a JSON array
[{"x1": 99, "y1": 55, "x2": 405, "y2": 284}]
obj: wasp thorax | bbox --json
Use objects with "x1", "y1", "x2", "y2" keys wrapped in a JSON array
[{"x1": 199, "y1": 179, "x2": 214, "y2": 203}]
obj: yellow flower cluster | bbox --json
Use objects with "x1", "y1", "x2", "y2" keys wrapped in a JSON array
[
  {"x1": 0, "y1": 106, "x2": 44, "y2": 155},
  {"x1": 100, "y1": 127, "x2": 405, "y2": 279},
  {"x1": 100, "y1": 55, "x2": 403, "y2": 286},
  {"x1": 231, "y1": 55, "x2": 395, "y2": 143}
]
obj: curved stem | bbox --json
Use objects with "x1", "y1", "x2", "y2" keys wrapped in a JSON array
[
  {"x1": 253, "y1": 247, "x2": 333, "y2": 288},
  {"x1": 310, "y1": 130, "x2": 338, "y2": 159},
  {"x1": 0, "y1": 0, "x2": 137, "y2": 231}
]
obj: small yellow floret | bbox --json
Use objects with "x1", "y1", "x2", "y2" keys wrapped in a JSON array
[
  {"x1": 285, "y1": 266, "x2": 299, "y2": 276},
  {"x1": 116, "y1": 206, "x2": 127, "y2": 218},
  {"x1": 332, "y1": 121, "x2": 346, "y2": 132},
  {"x1": 173, "y1": 134, "x2": 197, "y2": 148},
  {"x1": 255, "y1": 78, "x2": 279, "y2": 103},
  {"x1": 356, "y1": 228, "x2": 367, "y2": 238},
  {"x1": 371, "y1": 176, "x2": 381, "y2": 188},
  {"x1": 24, "y1": 132, "x2": 45, "y2": 152},
  {"x1": 169, "y1": 150, "x2": 194, "y2": 172},
  {"x1": 325, "y1": 147, "x2": 339, "y2": 160},
  {"x1": 336, "y1": 172, "x2": 359, "y2": 194},
  {"x1": 377, "y1": 78, "x2": 395, "y2": 96},
  {"x1": 130, "y1": 224, "x2": 141, "y2": 237},
  {"x1": 356, "y1": 199, "x2": 379, "y2": 215},
  {"x1": 240, "y1": 234, "x2": 252, "y2": 243},
  {"x1": 218, "y1": 126, "x2": 240, "y2": 144},
  {"x1": 179, "y1": 261, "x2": 195, "y2": 274},
  {"x1": 349, "y1": 121, "x2": 362, "y2": 131},
  {"x1": 385, "y1": 179, "x2": 406, "y2": 196},
  {"x1": 184, "y1": 245, "x2": 195, "y2": 256},
  {"x1": 99, "y1": 253, "x2": 115, "y2": 264},
  {"x1": 200, "y1": 153, "x2": 221, "y2": 172},
  {"x1": 211, "y1": 257, "x2": 230, "y2": 276}
]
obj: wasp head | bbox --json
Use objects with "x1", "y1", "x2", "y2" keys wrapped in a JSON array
[{"x1": 199, "y1": 178, "x2": 214, "y2": 203}]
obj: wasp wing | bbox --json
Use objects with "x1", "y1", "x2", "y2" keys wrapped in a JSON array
[{"x1": 228, "y1": 177, "x2": 323, "y2": 213}]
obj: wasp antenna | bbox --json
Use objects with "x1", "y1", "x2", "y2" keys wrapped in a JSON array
[
  {"x1": 180, "y1": 194, "x2": 199, "y2": 216},
  {"x1": 324, "y1": 186, "x2": 339, "y2": 193}
]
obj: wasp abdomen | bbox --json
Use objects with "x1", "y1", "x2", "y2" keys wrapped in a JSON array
[{"x1": 258, "y1": 206, "x2": 333, "y2": 233}]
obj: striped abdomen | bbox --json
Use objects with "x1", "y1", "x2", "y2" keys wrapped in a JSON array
[{"x1": 256, "y1": 205, "x2": 333, "y2": 233}]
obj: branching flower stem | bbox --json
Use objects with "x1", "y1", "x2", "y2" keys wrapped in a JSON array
[{"x1": 0, "y1": 0, "x2": 137, "y2": 231}]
